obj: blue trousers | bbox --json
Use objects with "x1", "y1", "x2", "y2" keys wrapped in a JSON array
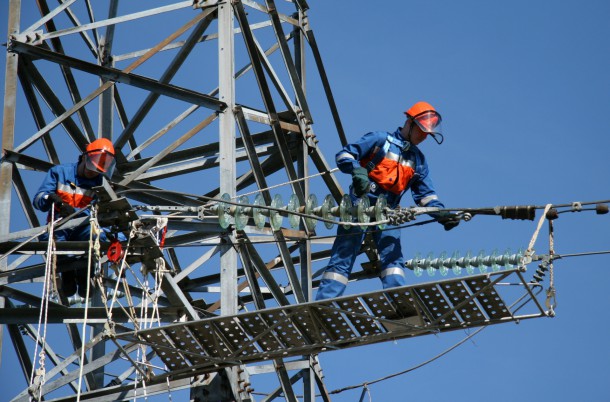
[
  {"x1": 42, "y1": 222, "x2": 113, "y2": 297},
  {"x1": 315, "y1": 223, "x2": 406, "y2": 300}
]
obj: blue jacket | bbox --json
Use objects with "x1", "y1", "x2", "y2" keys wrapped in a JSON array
[
  {"x1": 335, "y1": 128, "x2": 444, "y2": 209},
  {"x1": 33, "y1": 162, "x2": 102, "y2": 218}
]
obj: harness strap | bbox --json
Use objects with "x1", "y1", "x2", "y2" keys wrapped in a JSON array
[{"x1": 365, "y1": 135, "x2": 410, "y2": 173}]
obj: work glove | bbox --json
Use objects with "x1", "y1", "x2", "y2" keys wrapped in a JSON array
[
  {"x1": 436, "y1": 211, "x2": 460, "y2": 231},
  {"x1": 351, "y1": 167, "x2": 370, "y2": 197},
  {"x1": 47, "y1": 193, "x2": 76, "y2": 218}
]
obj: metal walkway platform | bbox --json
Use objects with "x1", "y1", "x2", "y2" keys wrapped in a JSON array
[{"x1": 115, "y1": 269, "x2": 547, "y2": 380}]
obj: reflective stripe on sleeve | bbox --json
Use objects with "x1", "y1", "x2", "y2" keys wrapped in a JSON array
[
  {"x1": 336, "y1": 152, "x2": 356, "y2": 163},
  {"x1": 419, "y1": 195, "x2": 439, "y2": 206},
  {"x1": 380, "y1": 267, "x2": 405, "y2": 278},
  {"x1": 322, "y1": 271, "x2": 349, "y2": 285}
]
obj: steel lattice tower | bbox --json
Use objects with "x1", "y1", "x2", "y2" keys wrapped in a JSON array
[{"x1": 1, "y1": 1, "x2": 348, "y2": 400}]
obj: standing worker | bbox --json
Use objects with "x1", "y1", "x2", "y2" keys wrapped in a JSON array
[
  {"x1": 316, "y1": 101, "x2": 460, "y2": 300},
  {"x1": 33, "y1": 138, "x2": 117, "y2": 298}
]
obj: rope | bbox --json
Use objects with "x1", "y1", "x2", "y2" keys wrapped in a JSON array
[
  {"x1": 76, "y1": 207, "x2": 100, "y2": 402},
  {"x1": 28, "y1": 208, "x2": 57, "y2": 401},
  {"x1": 523, "y1": 204, "x2": 553, "y2": 264}
]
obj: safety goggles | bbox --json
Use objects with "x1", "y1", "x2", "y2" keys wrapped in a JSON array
[
  {"x1": 85, "y1": 149, "x2": 116, "y2": 178},
  {"x1": 411, "y1": 110, "x2": 444, "y2": 144}
]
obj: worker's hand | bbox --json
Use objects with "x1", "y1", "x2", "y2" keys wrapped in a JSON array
[
  {"x1": 47, "y1": 193, "x2": 75, "y2": 218},
  {"x1": 437, "y1": 212, "x2": 460, "y2": 231},
  {"x1": 57, "y1": 203, "x2": 76, "y2": 218},
  {"x1": 351, "y1": 167, "x2": 370, "y2": 197},
  {"x1": 47, "y1": 193, "x2": 63, "y2": 206}
]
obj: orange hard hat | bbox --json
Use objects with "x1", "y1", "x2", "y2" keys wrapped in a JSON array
[
  {"x1": 86, "y1": 138, "x2": 115, "y2": 155},
  {"x1": 405, "y1": 101, "x2": 436, "y2": 118},
  {"x1": 84, "y1": 138, "x2": 116, "y2": 178}
]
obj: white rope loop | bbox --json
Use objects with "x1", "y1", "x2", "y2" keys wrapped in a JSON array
[
  {"x1": 76, "y1": 206, "x2": 100, "y2": 402},
  {"x1": 29, "y1": 208, "x2": 57, "y2": 401}
]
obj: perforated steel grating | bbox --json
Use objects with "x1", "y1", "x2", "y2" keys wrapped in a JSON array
[{"x1": 118, "y1": 269, "x2": 543, "y2": 375}]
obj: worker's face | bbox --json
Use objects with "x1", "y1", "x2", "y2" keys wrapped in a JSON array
[
  {"x1": 407, "y1": 120, "x2": 428, "y2": 145},
  {"x1": 83, "y1": 168, "x2": 100, "y2": 179},
  {"x1": 78, "y1": 158, "x2": 100, "y2": 179}
]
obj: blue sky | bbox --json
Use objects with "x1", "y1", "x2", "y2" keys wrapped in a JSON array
[{"x1": 1, "y1": 1, "x2": 610, "y2": 401}]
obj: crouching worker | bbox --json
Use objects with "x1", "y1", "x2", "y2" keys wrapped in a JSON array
[
  {"x1": 33, "y1": 138, "x2": 117, "y2": 298},
  {"x1": 316, "y1": 101, "x2": 460, "y2": 300}
]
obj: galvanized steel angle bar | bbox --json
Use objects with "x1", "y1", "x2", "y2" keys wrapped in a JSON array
[
  {"x1": 10, "y1": 11, "x2": 226, "y2": 153},
  {"x1": 12, "y1": 314, "x2": 81, "y2": 392},
  {"x1": 241, "y1": 0, "x2": 300, "y2": 27},
  {"x1": 22, "y1": 0, "x2": 77, "y2": 34},
  {"x1": 112, "y1": 180, "x2": 203, "y2": 207},
  {"x1": 233, "y1": 1, "x2": 305, "y2": 203},
  {"x1": 235, "y1": 106, "x2": 273, "y2": 205},
  {"x1": 17, "y1": 56, "x2": 90, "y2": 151},
  {"x1": 13, "y1": 331, "x2": 108, "y2": 400},
  {"x1": 273, "y1": 230, "x2": 306, "y2": 303},
  {"x1": 302, "y1": 28, "x2": 347, "y2": 146},
  {"x1": 10, "y1": 168, "x2": 40, "y2": 229},
  {"x1": 512, "y1": 268, "x2": 547, "y2": 316},
  {"x1": 307, "y1": 147, "x2": 344, "y2": 203},
  {"x1": 119, "y1": 112, "x2": 219, "y2": 186},
  {"x1": 250, "y1": 33, "x2": 298, "y2": 115},
  {"x1": 271, "y1": 359, "x2": 300, "y2": 402},
  {"x1": 107, "y1": 337, "x2": 151, "y2": 381},
  {"x1": 54, "y1": 0, "x2": 100, "y2": 60},
  {"x1": 263, "y1": 369, "x2": 304, "y2": 402},
  {"x1": 32, "y1": 1, "x2": 194, "y2": 43},
  {"x1": 1, "y1": 0, "x2": 20, "y2": 380},
  {"x1": 243, "y1": 238, "x2": 290, "y2": 305},
  {"x1": 6, "y1": 321, "x2": 34, "y2": 385},
  {"x1": 174, "y1": 245, "x2": 220, "y2": 283},
  {"x1": 239, "y1": 240, "x2": 269, "y2": 310},
  {"x1": 265, "y1": 0, "x2": 313, "y2": 123},
  {"x1": 14, "y1": 58, "x2": 62, "y2": 162},
  {"x1": 114, "y1": 8, "x2": 217, "y2": 151},
  {"x1": 11, "y1": 42, "x2": 227, "y2": 111}
]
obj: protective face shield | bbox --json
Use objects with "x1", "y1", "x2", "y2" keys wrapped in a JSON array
[
  {"x1": 84, "y1": 149, "x2": 116, "y2": 179},
  {"x1": 412, "y1": 110, "x2": 444, "y2": 144}
]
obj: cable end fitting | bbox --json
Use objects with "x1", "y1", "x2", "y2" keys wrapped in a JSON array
[
  {"x1": 546, "y1": 208, "x2": 559, "y2": 220},
  {"x1": 596, "y1": 203, "x2": 609, "y2": 215}
]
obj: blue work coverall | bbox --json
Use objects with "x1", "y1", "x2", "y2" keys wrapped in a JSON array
[
  {"x1": 33, "y1": 162, "x2": 105, "y2": 297},
  {"x1": 315, "y1": 128, "x2": 445, "y2": 300}
]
